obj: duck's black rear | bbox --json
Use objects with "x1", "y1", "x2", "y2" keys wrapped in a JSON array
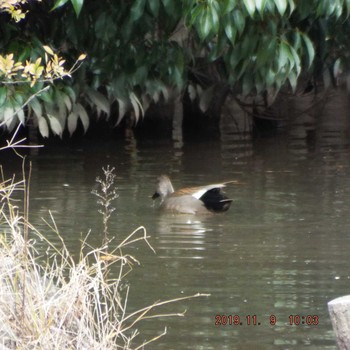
[{"x1": 200, "y1": 188, "x2": 232, "y2": 212}]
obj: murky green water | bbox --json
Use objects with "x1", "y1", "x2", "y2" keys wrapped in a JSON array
[{"x1": 3, "y1": 90, "x2": 350, "y2": 349}]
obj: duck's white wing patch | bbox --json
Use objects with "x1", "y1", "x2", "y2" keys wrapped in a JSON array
[
  {"x1": 191, "y1": 188, "x2": 208, "y2": 199},
  {"x1": 191, "y1": 184, "x2": 226, "y2": 199}
]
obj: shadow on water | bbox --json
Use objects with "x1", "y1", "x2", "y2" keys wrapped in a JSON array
[{"x1": 2, "y1": 90, "x2": 350, "y2": 348}]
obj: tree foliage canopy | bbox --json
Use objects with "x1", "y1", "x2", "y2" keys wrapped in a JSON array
[{"x1": 1, "y1": 0, "x2": 350, "y2": 137}]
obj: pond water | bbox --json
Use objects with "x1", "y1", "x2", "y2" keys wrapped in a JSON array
[{"x1": 2, "y1": 90, "x2": 350, "y2": 349}]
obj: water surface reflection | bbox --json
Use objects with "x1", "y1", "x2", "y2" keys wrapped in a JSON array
[{"x1": 2, "y1": 91, "x2": 350, "y2": 349}]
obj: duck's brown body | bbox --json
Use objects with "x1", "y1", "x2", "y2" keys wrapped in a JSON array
[{"x1": 152, "y1": 175, "x2": 232, "y2": 214}]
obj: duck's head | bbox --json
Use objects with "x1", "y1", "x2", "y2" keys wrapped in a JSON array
[{"x1": 152, "y1": 175, "x2": 175, "y2": 201}]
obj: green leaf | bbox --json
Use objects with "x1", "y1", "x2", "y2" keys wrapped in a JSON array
[
  {"x1": 4, "y1": 106, "x2": 14, "y2": 127},
  {"x1": 67, "y1": 112, "x2": 78, "y2": 136},
  {"x1": 233, "y1": 10, "x2": 245, "y2": 36},
  {"x1": 159, "y1": 83, "x2": 169, "y2": 101},
  {"x1": 70, "y1": 0, "x2": 84, "y2": 17},
  {"x1": 318, "y1": 0, "x2": 341, "y2": 17},
  {"x1": 210, "y1": 32, "x2": 227, "y2": 60},
  {"x1": 64, "y1": 86, "x2": 77, "y2": 104},
  {"x1": 255, "y1": 0, "x2": 268, "y2": 15},
  {"x1": 129, "y1": 92, "x2": 144, "y2": 122},
  {"x1": 130, "y1": 0, "x2": 146, "y2": 22},
  {"x1": 173, "y1": 66, "x2": 183, "y2": 87},
  {"x1": 132, "y1": 66, "x2": 148, "y2": 86},
  {"x1": 51, "y1": 0, "x2": 69, "y2": 11},
  {"x1": 346, "y1": 0, "x2": 350, "y2": 17},
  {"x1": 38, "y1": 116, "x2": 49, "y2": 138},
  {"x1": 334, "y1": 1, "x2": 343, "y2": 18},
  {"x1": 236, "y1": 59, "x2": 250, "y2": 79},
  {"x1": 48, "y1": 115, "x2": 63, "y2": 137},
  {"x1": 29, "y1": 98, "x2": 42, "y2": 118},
  {"x1": 221, "y1": 0, "x2": 237, "y2": 14},
  {"x1": 224, "y1": 17, "x2": 237, "y2": 45},
  {"x1": 95, "y1": 13, "x2": 116, "y2": 41},
  {"x1": 256, "y1": 38, "x2": 276, "y2": 68},
  {"x1": 289, "y1": 45, "x2": 301, "y2": 75},
  {"x1": 274, "y1": 73, "x2": 285, "y2": 91},
  {"x1": 5, "y1": 108, "x2": 17, "y2": 132},
  {"x1": 297, "y1": 1, "x2": 311, "y2": 19},
  {"x1": 288, "y1": 0, "x2": 295, "y2": 15},
  {"x1": 333, "y1": 58, "x2": 342, "y2": 78},
  {"x1": 241, "y1": 33, "x2": 258, "y2": 57},
  {"x1": 198, "y1": 10, "x2": 212, "y2": 40},
  {"x1": 323, "y1": 0, "x2": 338, "y2": 17},
  {"x1": 55, "y1": 90, "x2": 68, "y2": 124},
  {"x1": 293, "y1": 31, "x2": 301, "y2": 50},
  {"x1": 243, "y1": 0, "x2": 256, "y2": 17},
  {"x1": 161, "y1": 0, "x2": 176, "y2": 15},
  {"x1": 86, "y1": 88, "x2": 110, "y2": 116},
  {"x1": 18, "y1": 47, "x2": 31, "y2": 62},
  {"x1": 288, "y1": 70, "x2": 297, "y2": 92},
  {"x1": 229, "y1": 48, "x2": 242, "y2": 70},
  {"x1": 0, "y1": 87, "x2": 7, "y2": 107},
  {"x1": 16, "y1": 108, "x2": 25, "y2": 125},
  {"x1": 279, "y1": 41, "x2": 294, "y2": 68},
  {"x1": 115, "y1": 98, "x2": 128, "y2": 126},
  {"x1": 300, "y1": 33, "x2": 315, "y2": 68},
  {"x1": 189, "y1": 4, "x2": 203, "y2": 26},
  {"x1": 39, "y1": 90, "x2": 53, "y2": 104},
  {"x1": 211, "y1": 0, "x2": 221, "y2": 13},
  {"x1": 266, "y1": 68, "x2": 275, "y2": 86},
  {"x1": 147, "y1": 0, "x2": 159, "y2": 16},
  {"x1": 62, "y1": 92, "x2": 72, "y2": 112},
  {"x1": 74, "y1": 103, "x2": 89, "y2": 133},
  {"x1": 13, "y1": 93, "x2": 23, "y2": 107},
  {"x1": 210, "y1": 5, "x2": 220, "y2": 35},
  {"x1": 274, "y1": 0, "x2": 287, "y2": 16}
]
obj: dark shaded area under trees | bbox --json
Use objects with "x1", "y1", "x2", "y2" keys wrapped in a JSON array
[{"x1": 1, "y1": 0, "x2": 350, "y2": 143}]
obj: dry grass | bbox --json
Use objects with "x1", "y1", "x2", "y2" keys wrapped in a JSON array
[{"x1": 0, "y1": 138, "x2": 208, "y2": 349}]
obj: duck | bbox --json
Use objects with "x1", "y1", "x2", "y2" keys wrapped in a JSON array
[{"x1": 152, "y1": 175, "x2": 233, "y2": 214}]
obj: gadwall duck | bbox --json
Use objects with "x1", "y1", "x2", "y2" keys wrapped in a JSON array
[{"x1": 152, "y1": 175, "x2": 233, "y2": 214}]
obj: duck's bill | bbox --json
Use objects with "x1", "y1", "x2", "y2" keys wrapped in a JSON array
[{"x1": 152, "y1": 192, "x2": 160, "y2": 200}]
